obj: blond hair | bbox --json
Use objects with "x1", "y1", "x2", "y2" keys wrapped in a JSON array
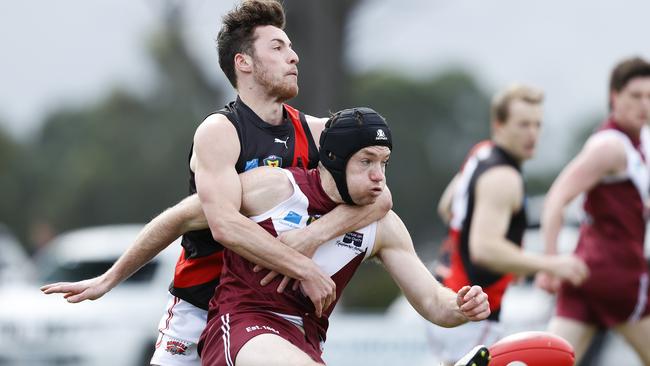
[{"x1": 491, "y1": 84, "x2": 544, "y2": 123}]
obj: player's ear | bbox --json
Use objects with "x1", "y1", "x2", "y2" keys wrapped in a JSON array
[{"x1": 235, "y1": 53, "x2": 253, "y2": 73}]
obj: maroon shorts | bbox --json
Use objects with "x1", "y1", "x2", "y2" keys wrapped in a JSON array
[
  {"x1": 198, "y1": 311, "x2": 323, "y2": 366},
  {"x1": 556, "y1": 269, "x2": 650, "y2": 327}
]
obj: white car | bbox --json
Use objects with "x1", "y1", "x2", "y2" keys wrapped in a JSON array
[
  {"x1": 0, "y1": 224, "x2": 181, "y2": 366},
  {"x1": 0, "y1": 224, "x2": 35, "y2": 286}
]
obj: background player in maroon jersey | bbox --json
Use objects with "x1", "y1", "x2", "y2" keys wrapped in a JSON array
[
  {"x1": 41, "y1": 2, "x2": 391, "y2": 365},
  {"x1": 539, "y1": 56, "x2": 650, "y2": 364},
  {"x1": 429, "y1": 84, "x2": 588, "y2": 365}
]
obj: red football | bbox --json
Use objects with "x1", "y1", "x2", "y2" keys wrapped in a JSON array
[{"x1": 488, "y1": 331, "x2": 575, "y2": 366}]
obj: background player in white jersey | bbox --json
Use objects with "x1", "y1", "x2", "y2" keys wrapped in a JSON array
[{"x1": 539, "y1": 56, "x2": 650, "y2": 364}]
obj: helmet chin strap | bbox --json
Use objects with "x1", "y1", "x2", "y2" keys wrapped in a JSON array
[{"x1": 329, "y1": 166, "x2": 355, "y2": 205}]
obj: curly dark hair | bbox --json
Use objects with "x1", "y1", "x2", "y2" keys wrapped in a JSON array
[{"x1": 217, "y1": 0, "x2": 286, "y2": 88}]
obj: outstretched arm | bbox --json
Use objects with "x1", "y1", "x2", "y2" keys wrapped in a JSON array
[
  {"x1": 41, "y1": 195, "x2": 206, "y2": 302},
  {"x1": 375, "y1": 211, "x2": 490, "y2": 327}
]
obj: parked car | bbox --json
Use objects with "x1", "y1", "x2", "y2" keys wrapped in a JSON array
[
  {"x1": 0, "y1": 224, "x2": 181, "y2": 366},
  {"x1": 0, "y1": 224, "x2": 35, "y2": 286}
]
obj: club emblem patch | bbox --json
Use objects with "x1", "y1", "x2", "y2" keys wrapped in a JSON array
[
  {"x1": 263, "y1": 155, "x2": 282, "y2": 167},
  {"x1": 165, "y1": 338, "x2": 190, "y2": 356}
]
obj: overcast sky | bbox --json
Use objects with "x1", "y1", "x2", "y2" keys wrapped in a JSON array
[{"x1": 1, "y1": 0, "x2": 649, "y2": 170}]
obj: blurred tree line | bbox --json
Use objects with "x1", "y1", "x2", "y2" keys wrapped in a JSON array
[{"x1": 0, "y1": 1, "x2": 579, "y2": 308}]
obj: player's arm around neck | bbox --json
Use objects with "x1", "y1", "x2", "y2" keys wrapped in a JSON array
[
  {"x1": 239, "y1": 166, "x2": 294, "y2": 216},
  {"x1": 469, "y1": 166, "x2": 540, "y2": 275},
  {"x1": 193, "y1": 115, "x2": 327, "y2": 283},
  {"x1": 375, "y1": 211, "x2": 489, "y2": 328},
  {"x1": 297, "y1": 187, "x2": 392, "y2": 256},
  {"x1": 541, "y1": 135, "x2": 627, "y2": 256}
]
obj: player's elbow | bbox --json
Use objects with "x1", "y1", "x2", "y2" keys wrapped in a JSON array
[
  {"x1": 182, "y1": 215, "x2": 209, "y2": 233},
  {"x1": 209, "y1": 223, "x2": 229, "y2": 244},
  {"x1": 207, "y1": 215, "x2": 234, "y2": 243},
  {"x1": 174, "y1": 196, "x2": 208, "y2": 234}
]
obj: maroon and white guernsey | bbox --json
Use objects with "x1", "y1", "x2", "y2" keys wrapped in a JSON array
[
  {"x1": 577, "y1": 121, "x2": 649, "y2": 276},
  {"x1": 558, "y1": 120, "x2": 650, "y2": 326},
  {"x1": 206, "y1": 167, "x2": 377, "y2": 341}
]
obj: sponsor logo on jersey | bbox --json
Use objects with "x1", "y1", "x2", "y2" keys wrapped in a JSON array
[
  {"x1": 376, "y1": 129, "x2": 388, "y2": 141},
  {"x1": 165, "y1": 338, "x2": 190, "y2": 356},
  {"x1": 343, "y1": 231, "x2": 364, "y2": 247},
  {"x1": 306, "y1": 214, "x2": 322, "y2": 226},
  {"x1": 282, "y1": 211, "x2": 302, "y2": 225},
  {"x1": 244, "y1": 158, "x2": 259, "y2": 171},
  {"x1": 246, "y1": 325, "x2": 280, "y2": 334},
  {"x1": 263, "y1": 155, "x2": 282, "y2": 167},
  {"x1": 274, "y1": 136, "x2": 289, "y2": 149},
  {"x1": 336, "y1": 231, "x2": 365, "y2": 254}
]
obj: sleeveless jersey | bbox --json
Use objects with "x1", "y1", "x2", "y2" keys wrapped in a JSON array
[
  {"x1": 208, "y1": 167, "x2": 378, "y2": 342},
  {"x1": 171, "y1": 97, "x2": 320, "y2": 310},
  {"x1": 444, "y1": 143, "x2": 527, "y2": 320},
  {"x1": 556, "y1": 120, "x2": 650, "y2": 327},
  {"x1": 576, "y1": 120, "x2": 650, "y2": 293}
]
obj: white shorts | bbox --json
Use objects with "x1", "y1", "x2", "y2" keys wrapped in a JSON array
[
  {"x1": 150, "y1": 292, "x2": 208, "y2": 366},
  {"x1": 425, "y1": 320, "x2": 503, "y2": 364}
]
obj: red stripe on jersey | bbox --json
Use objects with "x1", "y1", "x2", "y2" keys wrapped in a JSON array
[
  {"x1": 284, "y1": 104, "x2": 310, "y2": 168},
  {"x1": 173, "y1": 248, "x2": 224, "y2": 288},
  {"x1": 460, "y1": 140, "x2": 493, "y2": 171}
]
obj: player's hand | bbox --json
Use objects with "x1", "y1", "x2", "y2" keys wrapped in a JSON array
[
  {"x1": 298, "y1": 265, "x2": 336, "y2": 318},
  {"x1": 534, "y1": 271, "x2": 561, "y2": 294},
  {"x1": 549, "y1": 255, "x2": 589, "y2": 287},
  {"x1": 254, "y1": 228, "x2": 319, "y2": 291},
  {"x1": 40, "y1": 276, "x2": 111, "y2": 303},
  {"x1": 456, "y1": 285, "x2": 490, "y2": 322}
]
